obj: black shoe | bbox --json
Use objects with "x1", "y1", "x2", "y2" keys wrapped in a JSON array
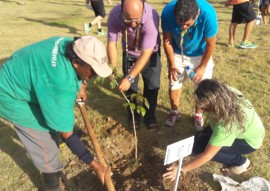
[{"x1": 146, "y1": 122, "x2": 159, "y2": 131}]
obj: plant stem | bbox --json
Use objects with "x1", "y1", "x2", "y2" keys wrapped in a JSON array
[{"x1": 113, "y1": 79, "x2": 138, "y2": 160}]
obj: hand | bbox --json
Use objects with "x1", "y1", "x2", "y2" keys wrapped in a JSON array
[
  {"x1": 118, "y1": 78, "x2": 131, "y2": 92},
  {"x1": 225, "y1": 1, "x2": 231, "y2": 7},
  {"x1": 76, "y1": 82, "x2": 88, "y2": 101},
  {"x1": 90, "y1": 160, "x2": 111, "y2": 185},
  {"x1": 163, "y1": 164, "x2": 178, "y2": 183},
  {"x1": 169, "y1": 67, "x2": 180, "y2": 81},
  {"x1": 108, "y1": 68, "x2": 117, "y2": 81},
  {"x1": 193, "y1": 65, "x2": 206, "y2": 84}
]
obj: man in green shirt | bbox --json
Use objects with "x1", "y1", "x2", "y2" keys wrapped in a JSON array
[{"x1": 0, "y1": 36, "x2": 112, "y2": 190}]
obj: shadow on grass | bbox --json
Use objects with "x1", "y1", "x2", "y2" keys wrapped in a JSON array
[
  {"x1": 19, "y1": 17, "x2": 78, "y2": 34},
  {"x1": 0, "y1": 121, "x2": 43, "y2": 189}
]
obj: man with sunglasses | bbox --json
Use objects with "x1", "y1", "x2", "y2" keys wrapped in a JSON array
[
  {"x1": 0, "y1": 36, "x2": 112, "y2": 190},
  {"x1": 161, "y1": 0, "x2": 218, "y2": 130},
  {"x1": 107, "y1": 0, "x2": 161, "y2": 131}
]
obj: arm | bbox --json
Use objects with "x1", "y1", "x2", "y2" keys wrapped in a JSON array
[
  {"x1": 118, "y1": 48, "x2": 153, "y2": 91},
  {"x1": 163, "y1": 144, "x2": 221, "y2": 182},
  {"x1": 163, "y1": 32, "x2": 179, "y2": 81},
  {"x1": 225, "y1": 0, "x2": 231, "y2": 6},
  {"x1": 60, "y1": 132, "x2": 108, "y2": 185},
  {"x1": 193, "y1": 36, "x2": 216, "y2": 84},
  {"x1": 76, "y1": 81, "x2": 88, "y2": 101},
  {"x1": 107, "y1": 40, "x2": 118, "y2": 68}
]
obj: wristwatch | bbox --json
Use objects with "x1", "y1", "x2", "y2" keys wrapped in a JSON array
[{"x1": 125, "y1": 75, "x2": 134, "y2": 84}]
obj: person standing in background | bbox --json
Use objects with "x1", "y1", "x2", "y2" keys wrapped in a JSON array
[
  {"x1": 225, "y1": 0, "x2": 258, "y2": 48},
  {"x1": 259, "y1": 0, "x2": 270, "y2": 24},
  {"x1": 84, "y1": 0, "x2": 111, "y2": 36}
]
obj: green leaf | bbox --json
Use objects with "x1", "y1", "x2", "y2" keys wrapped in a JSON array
[
  {"x1": 140, "y1": 108, "x2": 146, "y2": 117},
  {"x1": 130, "y1": 103, "x2": 136, "y2": 110},
  {"x1": 143, "y1": 97, "x2": 150, "y2": 109},
  {"x1": 109, "y1": 80, "x2": 117, "y2": 89},
  {"x1": 122, "y1": 103, "x2": 130, "y2": 108},
  {"x1": 135, "y1": 106, "x2": 146, "y2": 117},
  {"x1": 130, "y1": 93, "x2": 137, "y2": 102}
]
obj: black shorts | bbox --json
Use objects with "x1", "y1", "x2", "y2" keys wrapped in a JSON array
[
  {"x1": 91, "y1": 0, "x2": 106, "y2": 18},
  {"x1": 232, "y1": 1, "x2": 256, "y2": 23}
]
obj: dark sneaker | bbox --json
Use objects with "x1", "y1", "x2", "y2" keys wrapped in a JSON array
[{"x1": 147, "y1": 122, "x2": 159, "y2": 131}]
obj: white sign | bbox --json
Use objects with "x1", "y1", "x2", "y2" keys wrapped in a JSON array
[{"x1": 164, "y1": 136, "x2": 194, "y2": 165}]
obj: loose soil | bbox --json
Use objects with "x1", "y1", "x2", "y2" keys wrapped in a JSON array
[{"x1": 60, "y1": 116, "x2": 220, "y2": 191}]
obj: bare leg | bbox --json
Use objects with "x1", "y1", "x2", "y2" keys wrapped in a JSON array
[
  {"x1": 242, "y1": 20, "x2": 255, "y2": 42},
  {"x1": 97, "y1": 20, "x2": 102, "y2": 30},
  {"x1": 229, "y1": 23, "x2": 237, "y2": 45},
  {"x1": 261, "y1": 5, "x2": 267, "y2": 24},
  {"x1": 90, "y1": 16, "x2": 103, "y2": 27},
  {"x1": 169, "y1": 88, "x2": 182, "y2": 111}
]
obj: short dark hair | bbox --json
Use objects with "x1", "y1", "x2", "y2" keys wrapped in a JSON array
[
  {"x1": 65, "y1": 37, "x2": 88, "y2": 66},
  {"x1": 174, "y1": 0, "x2": 199, "y2": 22}
]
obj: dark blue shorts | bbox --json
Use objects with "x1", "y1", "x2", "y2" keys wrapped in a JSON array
[
  {"x1": 232, "y1": 2, "x2": 256, "y2": 23},
  {"x1": 91, "y1": 0, "x2": 106, "y2": 18}
]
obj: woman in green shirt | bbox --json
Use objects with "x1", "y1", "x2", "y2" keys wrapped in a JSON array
[{"x1": 163, "y1": 79, "x2": 265, "y2": 181}]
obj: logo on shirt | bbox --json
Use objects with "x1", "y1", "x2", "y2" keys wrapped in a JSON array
[{"x1": 51, "y1": 37, "x2": 64, "y2": 67}]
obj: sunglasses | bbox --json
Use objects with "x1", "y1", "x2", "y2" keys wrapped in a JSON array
[{"x1": 123, "y1": 16, "x2": 142, "y2": 24}]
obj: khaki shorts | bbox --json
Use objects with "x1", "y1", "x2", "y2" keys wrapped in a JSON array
[{"x1": 169, "y1": 54, "x2": 214, "y2": 90}]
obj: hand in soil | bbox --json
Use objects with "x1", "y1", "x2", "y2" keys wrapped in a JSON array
[
  {"x1": 90, "y1": 160, "x2": 111, "y2": 185},
  {"x1": 163, "y1": 164, "x2": 178, "y2": 183}
]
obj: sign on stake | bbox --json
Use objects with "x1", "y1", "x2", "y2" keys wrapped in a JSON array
[{"x1": 164, "y1": 136, "x2": 195, "y2": 191}]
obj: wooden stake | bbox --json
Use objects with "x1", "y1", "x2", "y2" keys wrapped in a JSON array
[{"x1": 78, "y1": 102, "x2": 115, "y2": 191}]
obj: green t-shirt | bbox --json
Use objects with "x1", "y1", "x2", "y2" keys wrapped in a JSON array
[
  {"x1": 0, "y1": 36, "x2": 82, "y2": 132},
  {"x1": 209, "y1": 87, "x2": 265, "y2": 149}
]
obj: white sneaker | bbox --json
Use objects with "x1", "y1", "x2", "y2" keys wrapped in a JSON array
[
  {"x1": 164, "y1": 111, "x2": 180, "y2": 127},
  {"x1": 229, "y1": 159, "x2": 251, "y2": 174},
  {"x1": 193, "y1": 113, "x2": 204, "y2": 132}
]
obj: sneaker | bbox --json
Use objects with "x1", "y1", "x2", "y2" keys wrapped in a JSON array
[
  {"x1": 229, "y1": 159, "x2": 251, "y2": 174},
  {"x1": 227, "y1": 44, "x2": 239, "y2": 48},
  {"x1": 193, "y1": 113, "x2": 204, "y2": 132},
  {"x1": 240, "y1": 41, "x2": 257, "y2": 49},
  {"x1": 147, "y1": 122, "x2": 159, "y2": 131},
  {"x1": 164, "y1": 111, "x2": 180, "y2": 127},
  {"x1": 84, "y1": 23, "x2": 91, "y2": 35},
  {"x1": 97, "y1": 30, "x2": 106, "y2": 37}
]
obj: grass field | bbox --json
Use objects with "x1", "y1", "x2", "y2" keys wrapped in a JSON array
[{"x1": 0, "y1": 0, "x2": 270, "y2": 190}]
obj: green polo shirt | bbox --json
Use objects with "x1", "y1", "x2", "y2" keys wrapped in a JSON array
[
  {"x1": 0, "y1": 36, "x2": 82, "y2": 132},
  {"x1": 209, "y1": 87, "x2": 265, "y2": 149}
]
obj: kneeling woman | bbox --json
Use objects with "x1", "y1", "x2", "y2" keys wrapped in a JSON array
[{"x1": 163, "y1": 79, "x2": 265, "y2": 181}]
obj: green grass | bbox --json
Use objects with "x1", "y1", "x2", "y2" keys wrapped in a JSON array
[{"x1": 0, "y1": 0, "x2": 270, "y2": 190}]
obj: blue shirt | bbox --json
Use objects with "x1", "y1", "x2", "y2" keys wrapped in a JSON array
[{"x1": 161, "y1": 0, "x2": 218, "y2": 56}]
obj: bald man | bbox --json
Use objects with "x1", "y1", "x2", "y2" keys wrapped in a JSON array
[{"x1": 107, "y1": 0, "x2": 161, "y2": 131}]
